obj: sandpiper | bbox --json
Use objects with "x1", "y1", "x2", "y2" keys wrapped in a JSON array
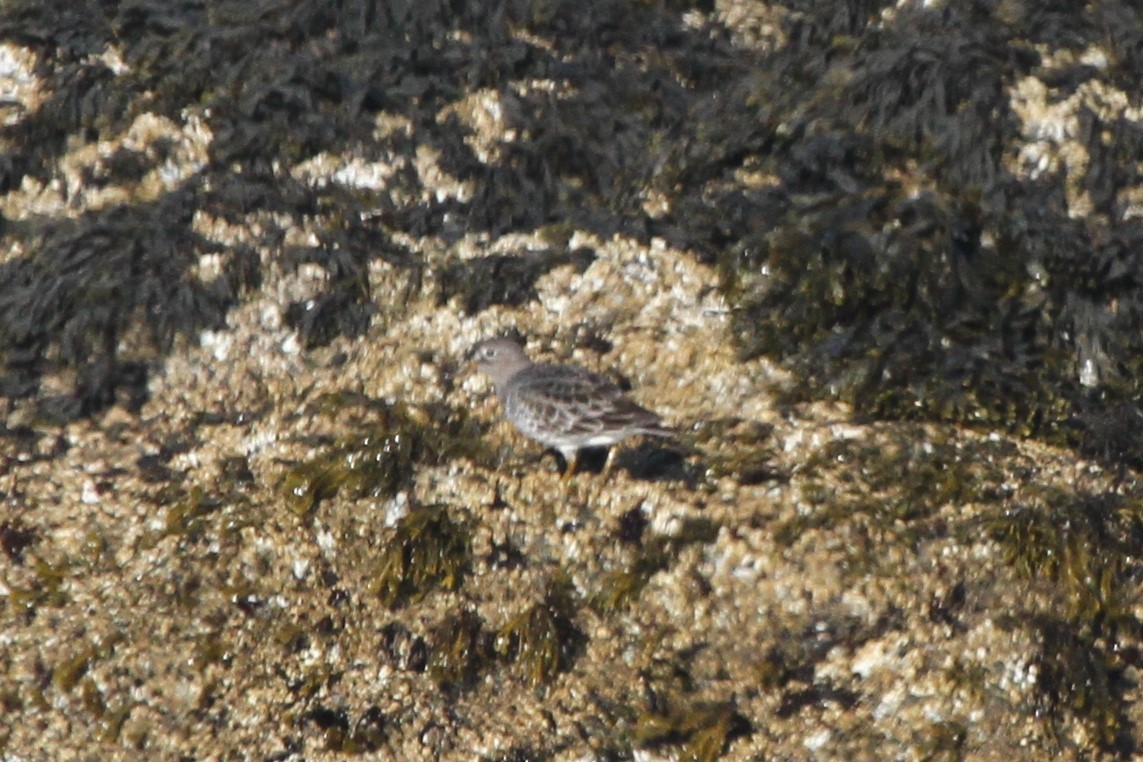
[{"x1": 472, "y1": 337, "x2": 672, "y2": 477}]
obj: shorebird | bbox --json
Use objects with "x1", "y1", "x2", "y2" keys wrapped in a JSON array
[{"x1": 472, "y1": 338, "x2": 672, "y2": 477}]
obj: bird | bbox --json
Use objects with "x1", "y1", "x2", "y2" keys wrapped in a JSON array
[{"x1": 471, "y1": 337, "x2": 672, "y2": 477}]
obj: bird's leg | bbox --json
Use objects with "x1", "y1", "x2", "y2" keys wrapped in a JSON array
[
  {"x1": 601, "y1": 447, "x2": 618, "y2": 481},
  {"x1": 560, "y1": 448, "x2": 579, "y2": 481}
]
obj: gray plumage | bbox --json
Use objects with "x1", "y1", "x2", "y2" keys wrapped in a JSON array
[{"x1": 472, "y1": 338, "x2": 671, "y2": 474}]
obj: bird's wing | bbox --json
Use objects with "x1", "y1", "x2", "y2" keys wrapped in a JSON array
[{"x1": 511, "y1": 365, "x2": 664, "y2": 436}]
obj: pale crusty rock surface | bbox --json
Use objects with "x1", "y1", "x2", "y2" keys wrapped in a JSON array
[{"x1": 3, "y1": 2, "x2": 1143, "y2": 760}]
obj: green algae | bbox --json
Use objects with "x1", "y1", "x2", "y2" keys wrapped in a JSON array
[
  {"x1": 983, "y1": 487, "x2": 1143, "y2": 625},
  {"x1": 370, "y1": 505, "x2": 471, "y2": 608},
  {"x1": 6, "y1": 556, "x2": 71, "y2": 614},
  {"x1": 975, "y1": 487, "x2": 1143, "y2": 750},
  {"x1": 592, "y1": 545, "x2": 672, "y2": 614},
  {"x1": 494, "y1": 581, "x2": 584, "y2": 688},
  {"x1": 634, "y1": 700, "x2": 741, "y2": 762},
  {"x1": 1034, "y1": 618, "x2": 1127, "y2": 751},
  {"x1": 773, "y1": 430, "x2": 1011, "y2": 552},
  {"x1": 917, "y1": 720, "x2": 968, "y2": 760},
  {"x1": 51, "y1": 648, "x2": 96, "y2": 693},
  {"x1": 51, "y1": 632, "x2": 124, "y2": 694},
  {"x1": 283, "y1": 402, "x2": 488, "y2": 516},
  {"x1": 428, "y1": 608, "x2": 490, "y2": 690},
  {"x1": 162, "y1": 485, "x2": 223, "y2": 541}
]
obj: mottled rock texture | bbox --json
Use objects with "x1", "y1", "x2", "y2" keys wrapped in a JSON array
[{"x1": 2, "y1": 0, "x2": 1143, "y2": 759}]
